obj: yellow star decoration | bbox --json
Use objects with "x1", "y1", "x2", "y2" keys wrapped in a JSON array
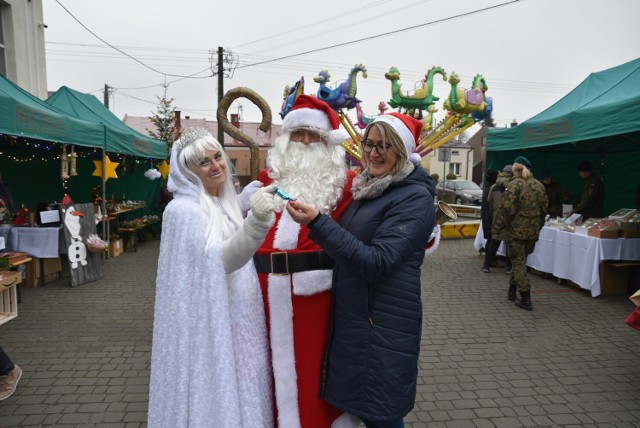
[
  {"x1": 92, "y1": 156, "x2": 119, "y2": 182},
  {"x1": 157, "y1": 160, "x2": 170, "y2": 180}
]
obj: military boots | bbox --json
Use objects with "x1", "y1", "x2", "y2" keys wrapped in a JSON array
[
  {"x1": 515, "y1": 291, "x2": 532, "y2": 311},
  {"x1": 508, "y1": 283, "x2": 516, "y2": 301}
]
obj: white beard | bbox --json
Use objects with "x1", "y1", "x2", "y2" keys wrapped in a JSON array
[{"x1": 268, "y1": 137, "x2": 347, "y2": 214}]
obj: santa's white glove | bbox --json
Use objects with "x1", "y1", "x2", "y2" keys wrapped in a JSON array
[
  {"x1": 249, "y1": 184, "x2": 276, "y2": 222},
  {"x1": 238, "y1": 180, "x2": 263, "y2": 217}
]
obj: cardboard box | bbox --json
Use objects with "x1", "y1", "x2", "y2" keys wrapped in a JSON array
[
  {"x1": 0, "y1": 271, "x2": 21, "y2": 325},
  {"x1": 587, "y1": 228, "x2": 618, "y2": 239},
  {"x1": 599, "y1": 262, "x2": 640, "y2": 296},
  {"x1": 0, "y1": 252, "x2": 28, "y2": 264},
  {"x1": 109, "y1": 238, "x2": 123, "y2": 258},
  {"x1": 619, "y1": 229, "x2": 640, "y2": 238},
  {"x1": 24, "y1": 257, "x2": 63, "y2": 287}
]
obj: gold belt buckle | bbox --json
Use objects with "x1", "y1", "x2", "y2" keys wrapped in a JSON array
[{"x1": 270, "y1": 252, "x2": 289, "y2": 276}]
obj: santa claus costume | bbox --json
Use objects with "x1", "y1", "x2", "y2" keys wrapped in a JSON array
[{"x1": 252, "y1": 96, "x2": 359, "y2": 428}]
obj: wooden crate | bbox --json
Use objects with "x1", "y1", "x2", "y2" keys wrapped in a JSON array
[{"x1": 0, "y1": 271, "x2": 21, "y2": 325}]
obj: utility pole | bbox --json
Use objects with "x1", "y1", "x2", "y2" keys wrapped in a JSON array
[
  {"x1": 217, "y1": 47, "x2": 224, "y2": 147},
  {"x1": 103, "y1": 84, "x2": 109, "y2": 109},
  {"x1": 210, "y1": 47, "x2": 238, "y2": 148}
]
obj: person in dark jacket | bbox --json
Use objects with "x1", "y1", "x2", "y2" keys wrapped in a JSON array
[
  {"x1": 287, "y1": 113, "x2": 435, "y2": 427},
  {"x1": 480, "y1": 169, "x2": 498, "y2": 255},
  {"x1": 540, "y1": 168, "x2": 571, "y2": 218},
  {"x1": 571, "y1": 160, "x2": 604, "y2": 220}
]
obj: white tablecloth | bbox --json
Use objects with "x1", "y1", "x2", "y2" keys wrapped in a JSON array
[
  {"x1": 474, "y1": 226, "x2": 640, "y2": 297},
  {"x1": 473, "y1": 226, "x2": 506, "y2": 256}
]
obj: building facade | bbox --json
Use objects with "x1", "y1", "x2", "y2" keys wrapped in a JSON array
[
  {"x1": 0, "y1": 0, "x2": 47, "y2": 99},
  {"x1": 427, "y1": 138, "x2": 475, "y2": 182}
]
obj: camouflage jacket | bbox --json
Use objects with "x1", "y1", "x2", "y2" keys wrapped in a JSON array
[
  {"x1": 492, "y1": 177, "x2": 548, "y2": 241},
  {"x1": 544, "y1": 181, "x2": 572, "y2": 217},
  {"x1": 574, "y1": 174, "x2": 604, "y2": 220},
  {"x1": 488, "y1": 173, "x2": 512, "y2": 241}
]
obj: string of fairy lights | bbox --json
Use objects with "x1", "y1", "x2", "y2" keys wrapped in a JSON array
[
  {"x1": 0, "y1": 133, "x2": 160, "y2": 165},
  {"x1": 0, "y1": 133, "x2": 163, "y2": 194}
]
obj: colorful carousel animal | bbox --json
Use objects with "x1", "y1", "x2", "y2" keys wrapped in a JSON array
[
  {"x1": 279, "y1": 76, "x2": 305, "y2": 119},
  {"x1": 385, "y1": 66, "x2": 447, "y2": 114},
  {"x1": 354, "y1": 101, "x2": 388, "y2": 129},
  {"x1": 443, "y1": 72, "x2": 488, "y2": 115},
  {"x1": 314, "y1": 64, "x2": 367, "y2": 111}
]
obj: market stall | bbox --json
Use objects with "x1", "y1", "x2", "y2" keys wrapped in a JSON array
[
  {"x1": 486, "y1": 57, "x2": 640, "y2": 215},
  {"x1": 1, "y1": 77, "x2": 168, "y2": 287}
]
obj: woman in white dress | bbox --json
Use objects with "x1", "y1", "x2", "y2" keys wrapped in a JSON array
[{"x1": 148, "y1": 128, "x2": 275, "y2": 427}]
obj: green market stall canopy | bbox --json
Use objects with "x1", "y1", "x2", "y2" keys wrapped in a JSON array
[
  {"x1": 46, "y1": 86, "x2": 166, "y2": 159},
  {"x1": 486, "y1": 57, "x2": 640, "y2": 214},
  {"x1": 0, "y1": 74, "x2": 104, "y2": 149}
]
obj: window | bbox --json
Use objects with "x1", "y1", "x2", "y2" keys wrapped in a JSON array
[
  {"x1": 451, "y1": 150, "x2": 459, "y2": 156},
  {"x1": 449, "y1": 163, "x2": 461, "y2": 176}
]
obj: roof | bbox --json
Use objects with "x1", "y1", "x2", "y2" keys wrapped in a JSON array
[
  {"x1": 46, "y1": 87, "x2": 167, "y2": 159},
  {"x1": 122, "y1": 116, "x2": 282, "y2": 148},
  {"x1": 487, "y1": 57, "x2": 640, "y2": 151}
]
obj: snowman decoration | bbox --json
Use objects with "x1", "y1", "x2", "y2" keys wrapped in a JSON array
[{"x1": 63, "y1": 202, "x2": 88, "y2": 269}]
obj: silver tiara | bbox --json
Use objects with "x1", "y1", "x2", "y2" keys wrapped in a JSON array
[{"x1": 176, "y1": 127, "x2": 212, "y2": 150}]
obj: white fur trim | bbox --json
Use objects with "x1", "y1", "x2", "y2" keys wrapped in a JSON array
[
  {"x1": 268, "y1": 274, "x2": 301, "y2": 428},
  {"x1": 273, "y1": 210, "x2": 301, "y2": 250},
  {"x1": 331, "y1": 412, "x2": 361, "y2": 428},
  {"x1": 409, "y1": 152, "x2": 422, "y2": 165},
  {"x1": 292, "y1": 270, "x2": 333, "y2": 296},
  {"x1": 374, "y1": 115, "x2": 415, "y2": 157},
  {"x1": 425, "y1": 224, "x2": 441, "y2": 255},
  {"x1": 328, "y1": 129, "x2": 349, "y2": 146},
  {"x1": 283, "y1": 108, "x2": 332, "y2": 132}
]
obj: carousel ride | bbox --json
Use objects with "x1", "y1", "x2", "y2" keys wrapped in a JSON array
[
  {"x1": 278, "y1": 64, "x2": 493, "y2": 238},
  {"x1": 280, "y1": 63, "x2": 493, "y2": 167}
]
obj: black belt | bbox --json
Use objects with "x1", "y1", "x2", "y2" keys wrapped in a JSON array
[{"x1": 253, "y1": 251, "x2": 334, "y2": 275}]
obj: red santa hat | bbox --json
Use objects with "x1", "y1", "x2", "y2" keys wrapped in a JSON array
[
  {"x1": 372, "y1": 112, "x2": 423, "y2": 164},
  {"x1": 281, "y1": 95, "x2": 348, "y2": 146}
]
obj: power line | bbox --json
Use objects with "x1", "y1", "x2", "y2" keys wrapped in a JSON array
[
  {"x1": 247, "y1": 0, "x2": 434, "y2": 55},
  {"x1": 54, "y1": 0, "x2": 215, "y2": 79},
  {"x1": 237, "y1": 0, "x2": 525, "y2": 69}
]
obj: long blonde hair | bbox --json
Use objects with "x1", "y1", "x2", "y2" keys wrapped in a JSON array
[
  {"x1": 176, "y1": 134, "x2": 242, "y2": 249},
  {"x1": 362, "y1": 121, "x2": 409, "y2": 176},
  {"x1": 513, "y1": 162, "x2": 533, "y2": 180}
]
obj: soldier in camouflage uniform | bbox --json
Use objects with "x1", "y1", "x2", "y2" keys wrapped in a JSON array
[
  {"x1": 571, "y1": 160, "x2": 604, "y2": 220},
  {"x1": 492, "y1": 156, "x2": 548, "y2": 311},
  {"x1": 540, "y1": 169, "x2": 571, "y2": 218}
]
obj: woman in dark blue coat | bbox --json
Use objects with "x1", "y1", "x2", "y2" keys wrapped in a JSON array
[{"x1": 287, "y1": 113, "x2": 435, "y2": 427}]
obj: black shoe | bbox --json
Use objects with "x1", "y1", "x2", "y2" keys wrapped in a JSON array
[
  {"x1": 482, "y1": 266, "x2": 490, "y2": 273},
  {"x1": 508, "y1": 283, "x2": 516, "y2": 301},
  {"x1": 515, "y1": 291, "x2": 532, "y2": 311}
]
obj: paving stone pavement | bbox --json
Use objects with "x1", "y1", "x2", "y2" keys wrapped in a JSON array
[{"x1": 1, "y1": 238, "x2": 639, "y2": 427}]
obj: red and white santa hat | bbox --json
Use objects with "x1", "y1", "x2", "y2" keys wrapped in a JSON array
[
  {"x1": 372, "y1": 112, "x2": 423, "y2": 164},
  {"x1": 282, "y1": 95, "x2": 348, "y2": 146}
]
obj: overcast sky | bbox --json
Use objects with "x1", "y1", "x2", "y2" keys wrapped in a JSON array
[{"x1": 43, "y1": 0, "x2": 640, "y2": 131}]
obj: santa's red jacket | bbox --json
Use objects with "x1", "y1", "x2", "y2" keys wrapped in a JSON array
[{"x1": 255, "y1": 169, "x2": 356, "y2": 428}]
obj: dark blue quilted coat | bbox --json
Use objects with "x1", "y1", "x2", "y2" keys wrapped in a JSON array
[{"x1": 308, "y1": 166, "x2": 435, "y2": 421}]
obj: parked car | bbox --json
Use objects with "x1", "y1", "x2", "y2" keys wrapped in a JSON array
[{"x1": 435, "y1": 180, "x2": 483, "y2": 205}]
